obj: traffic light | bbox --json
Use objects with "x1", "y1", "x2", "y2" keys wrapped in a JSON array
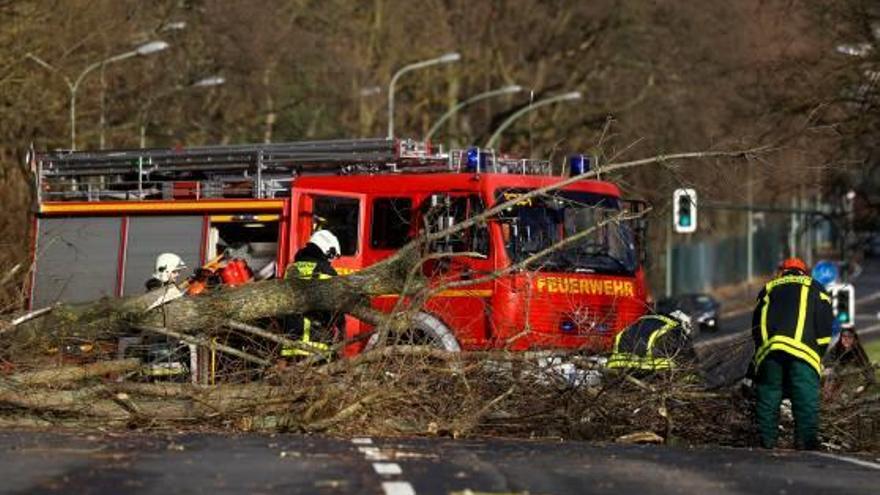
[
  {"x1": 830, "y1": 283, "x2": 855, "y2": 329},
  {"x1": 673, "y1": 188, "x2": 697, "y2": 233}
]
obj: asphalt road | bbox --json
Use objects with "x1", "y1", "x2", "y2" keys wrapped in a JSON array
[{"x1": 0, "y1": 431, "x2": 878, "y2": 495}]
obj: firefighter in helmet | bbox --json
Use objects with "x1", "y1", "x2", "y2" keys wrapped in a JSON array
[
  {"x1": 751, "y1": 257, "x2": 833, "y2": 450},
  {"x1": 607, "y1": 310, "x2": 696, "y2": 374},
  {"x1": 282, "y1": 230, "x2": 342, "y2": 358},
  {"x1": 145, "y1": 253, "x2": 186, "y2": 292}
]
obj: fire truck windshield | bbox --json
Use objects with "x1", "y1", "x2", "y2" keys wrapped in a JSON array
[{"x1": 495, "y1": 189, "x2": 637, "y2": 274}]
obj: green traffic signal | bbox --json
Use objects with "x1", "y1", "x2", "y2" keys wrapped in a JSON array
[{"x1": 677, "y1": 196, "x2": 692, "y2": 227}]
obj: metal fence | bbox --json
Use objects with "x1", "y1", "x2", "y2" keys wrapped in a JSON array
[{"x1": 668, "y1": 223, "x2": 789, "y2": 295}]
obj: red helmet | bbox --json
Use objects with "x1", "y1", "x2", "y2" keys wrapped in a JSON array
[{"x1": 779, "y1": 257, "x2": 807, "y2": 274}]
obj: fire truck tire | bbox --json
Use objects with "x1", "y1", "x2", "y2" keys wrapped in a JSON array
[{"x1": 366, "y1": 312, "x2": 461, "y2": 352}]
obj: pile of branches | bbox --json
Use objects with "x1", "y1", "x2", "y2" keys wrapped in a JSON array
[{"x1": 0, "y1": 318, "x2": 876, "y2": 453}]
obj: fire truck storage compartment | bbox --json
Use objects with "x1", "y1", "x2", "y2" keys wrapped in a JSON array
[
  {"x1": 33, "y1": 217, "x2": 121, "y2": 307},
  {"x1": 32, "y1": 216, "x2": 205, "y2": 307},
  {"x1": 208, "y1": 216, "x2": 279, "y2": 276},
  {"x1": 122, "y1": 216, "x2": 202, "y2": 295}
]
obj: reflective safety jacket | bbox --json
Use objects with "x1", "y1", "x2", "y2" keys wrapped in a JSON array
[
  {"x1": 607, "y1": 314, "x2": 693, "y2": 371},
  {"x1": 282, "y1": 243, "x2": 338, "y2": 357},
  {"x1": 752, "y1": 274, "x2": 833, "y2": 375}
]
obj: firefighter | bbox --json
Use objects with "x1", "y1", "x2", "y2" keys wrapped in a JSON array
[
  {"x1": 282, "y1": 230, "x2": 342, "y2": 358},
  {"x1": 145, "y1": 253, "x2": 186, "y2": 292},
  {"x1": 751, "y1": 257, "x2": 833, "y2": 450},
  {"x1": 606, "y1": 310, "x2": 696, "y2": 374}
]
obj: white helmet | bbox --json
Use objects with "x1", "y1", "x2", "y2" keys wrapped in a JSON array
[
  {"x1": 669, "y1": 310, "x2": 693, "y2": 335},
  {"x1": 309, "y1": 230, "x2": 341, "y2": 259},
  {"x1": 153, "y1": 253, "x2": 186, "y2": 283}
]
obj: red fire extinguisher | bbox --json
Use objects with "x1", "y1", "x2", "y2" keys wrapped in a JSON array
[{"x1": 220, "y1": 258, "x2": 252, "y2": 287}]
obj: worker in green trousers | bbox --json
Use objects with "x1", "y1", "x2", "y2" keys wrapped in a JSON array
[{"x1": 751, "y1": 257, "x2": 833, "y2": 450}]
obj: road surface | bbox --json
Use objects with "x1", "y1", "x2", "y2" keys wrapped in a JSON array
[{"x1": 0, "y1": 431, "x2": 878, "y2": 494}]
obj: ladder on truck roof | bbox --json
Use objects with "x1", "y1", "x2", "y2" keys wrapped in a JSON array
[
  {"x1": 31, "y1": 138, "x2": 450, "y2": 202},
  {"x1": 31, "y1": 138, "x2": 555, "y2": 203}
]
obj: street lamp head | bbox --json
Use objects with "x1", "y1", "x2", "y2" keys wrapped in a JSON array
[
  {"x1": 438, "y1": 52, "x2": 461, "y2": 63},
  {"x1": 360, "y1": 86, "x2": 382, "y2": 97},
  {"x1": 193, "y1": 75, "x2": 225, "y2": 87},
  {"x1": 502, "y1": 85, "x2": 524, "y2": 94},
  {"x1": 136, "y1": 40, "x2": 170, "y2": 56},
  {"x1": 561, "y1": 91, "x2": 583, "y2": 100},
  {"x1": 162, "y1": 21, "x2": 187, "y2": 31}
]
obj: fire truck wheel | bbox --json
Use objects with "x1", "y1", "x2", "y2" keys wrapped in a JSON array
[{"x1": 366, "y1": 312, "x2": 461, "y2": 352}]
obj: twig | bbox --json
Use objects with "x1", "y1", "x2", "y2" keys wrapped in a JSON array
[{"x1": 0, "y1": 305, "x2": 57, "y2": 335}]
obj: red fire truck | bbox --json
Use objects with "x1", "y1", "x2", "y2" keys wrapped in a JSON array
[{"x1": 27, "y1": 139, "x2": 650, "y2": 355}]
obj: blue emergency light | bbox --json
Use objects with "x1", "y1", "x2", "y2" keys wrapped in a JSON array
[
  {"x1": 465, "y1": 147, "x2": 488, "y2": 172},
  {"x1": 569, "y1": 154, "x2": 590, "y2": 175}
]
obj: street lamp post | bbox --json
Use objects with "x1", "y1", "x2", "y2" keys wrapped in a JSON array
[
  {"x1": 483, "y1": 91, "x2": 582, "y2": 149},
  {"x1": 139, "y1": 75, "x2": 225, "y2": 148},
  {"x1": 387, "y1": 52, "x2": 461, "y2": 139},
  {"x1": 424, "y1": 84, "x2": 523, "y2": 143},
  {"x1": 27, "y1": 40, "x2": 170, "y2": 150}
]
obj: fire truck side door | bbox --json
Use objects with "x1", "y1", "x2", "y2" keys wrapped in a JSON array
[{"x1": 420, "y1": 193, "x2": 494, "y2": 347}]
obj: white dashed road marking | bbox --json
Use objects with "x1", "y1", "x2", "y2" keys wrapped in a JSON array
[
  {"x1": 353, "y1": 437, "x2": 417, "y2": 494},
  {"x1": 382, "y1": 481, "x2": 416, "y2": 495},
  {"x1": 358, "y1": 446, "x2": 390, "y2": 460},
  {"x1": 373, "y1": 462, "x2": 403, "y2": 475}
]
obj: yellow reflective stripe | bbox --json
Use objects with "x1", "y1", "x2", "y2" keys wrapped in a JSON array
[
  {"x1": 295, "y1": 262, "x2": 317, "y2": 278},
  {"x1": 613, "y1": 326, "x2": 627, "y2": 354},
  {"x1": 760, "y1": 293, "x2": 770, "y2": 342},
  {"x1": 437, "y1": 289, "x2": 493, "y2": 297},
  {"x1": 646, "y1": 321, "x2": 676, "y2": 353},
  {"x1": 294, "y1": 261, "x2": 332, "y2": 280},
  {"x1": 302, "y1": 318, "x2": 311, "y2": 341},
  {"x1": 816, "y1": 336, "x2": 831, "y2": 345},
  {"x1": 755, "y1": 335, "x2": 821, "y2": 374},
  {"x1": 819, "y1": 292, "x2": 831, "y2": 303},
  {"x1": 281, "y1": 341, "x2": 329, "y2": 357},
  {"x1": 765, "y1": 275, "x2": 812, "y2": 292},
  {"x1": 607, "y1": 354, "x2": 673, "y2": 370},
  {"x1": 210, "y1": 214, "x2": 279, "y2": 223},
  {"x1": 757, "y1": 334, "x2": 821, "y2": 365},
  {"x1": 793, "y1": 284, "x2": 809, "y2": 342}
]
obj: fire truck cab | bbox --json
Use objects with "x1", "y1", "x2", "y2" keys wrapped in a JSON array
[{"x1": 28, "y1": 139, "x2": 649, "y2": 355}]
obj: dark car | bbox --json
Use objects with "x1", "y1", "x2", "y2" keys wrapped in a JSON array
[
  {"x1": 864, "y1": 234, "x2": 880, "y2": 259},
  {"x1": 655, "y1": 293, "x2": 722, "y2": 335}
]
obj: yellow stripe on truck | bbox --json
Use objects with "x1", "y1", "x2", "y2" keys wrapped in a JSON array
[
  {"x1": 375, "y1": 289, "x2": 492, "y2": 299},
  {"x1": 40, "y1": 199, "x2": 284, "y2": 215}
]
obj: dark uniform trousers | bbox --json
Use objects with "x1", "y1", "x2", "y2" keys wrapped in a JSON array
[{"x1": 752, "y1": 274, "x2": 833, "y2": 450}]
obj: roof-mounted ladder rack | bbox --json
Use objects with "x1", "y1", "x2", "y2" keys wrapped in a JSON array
[{"x1": 31, "y1": 138, "x2": 448, "y2": 202}]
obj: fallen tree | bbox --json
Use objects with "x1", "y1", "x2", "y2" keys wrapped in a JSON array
[{"x1": 8, "y1": 148, "x2": 875, "y2": 453}]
